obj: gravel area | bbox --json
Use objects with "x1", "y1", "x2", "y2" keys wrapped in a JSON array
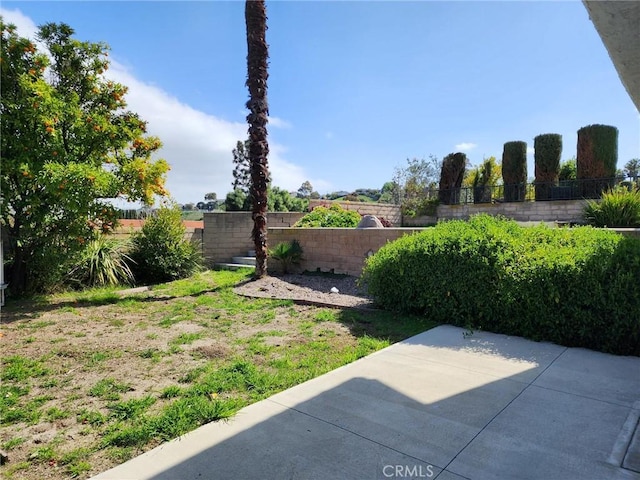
[{"x1": 233, "y1": 273, "x2": 376, "y2": 309}]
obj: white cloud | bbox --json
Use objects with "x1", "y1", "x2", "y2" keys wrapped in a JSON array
[
  {"x1": 2, "y1": 8, "x2": 322, "y2": 204},
  {"x1": 110, "y1": 62, "x2": 317, "y2": 203},
  {"x1": 455, "y1": 142, "x2": 477, "y2": 152},
  {"x1": 0, "y1": 8, "x2": 38, "y2": 38},
  {"x1": 268, "y1": 116, "x2": 292, "y2": 129}
]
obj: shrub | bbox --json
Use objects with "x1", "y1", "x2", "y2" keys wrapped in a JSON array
[
  {"x1": 129, "y1": 206, "x2": 203, "y2": 285},
  {"x1": 66, "y1": 234, "x2": 135, "y2": 288},
  {"x1": 577, "y1": 124, "x2": 618, "y2": 198},
  {"x1": 584, "y1": 186, "x2": 640, "y2": 227},
  {"x1": 534, "y1": 134, "x2": 562, "y2": 200},
  {"x1": 294, "y1": 204, "x2": 361, "y2": 228},
  {"x1": 269, "y1": 240, "x2": 303, "y2": 273},
  {"x1": 502, "y1": 141, "x2": 527, "y2": 201},
  {"x1": 361, "y1": 214, "x2": 640, "y2": 355},
  {"x1": 401, "y1": 197, "x2": 439, "y2": 217}
]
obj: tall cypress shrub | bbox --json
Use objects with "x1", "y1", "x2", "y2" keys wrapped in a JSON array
[
  {"x1": 534, "y1": 134, "x2": 562, "y2": 201},
  {"x1": 576, "y1": 124, "x2": 618, "y2": 198},
  {"x1": 438, "y1": 152, "x2": 466, "y2": 205},
  {"x1": 502, "y1": 141, "x2": 527, "y2": 201}
]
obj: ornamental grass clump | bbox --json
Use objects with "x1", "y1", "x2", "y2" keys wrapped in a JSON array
[
  {"x1": 361, "y1": 214, "x2": 640, "y2": 355},
  {"x1": 584, "y1": 186, "x2": 640, "y2": 227},
  {"x1": 66, "y1": 234, "x2": 135, "y2": 288}
]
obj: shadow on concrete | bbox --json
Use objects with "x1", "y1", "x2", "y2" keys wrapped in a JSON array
[{"x1": 114, "y1": 328, "x2": 639, "y2": 480}]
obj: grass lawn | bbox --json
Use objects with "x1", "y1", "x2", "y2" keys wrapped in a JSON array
[{"x1": 0, "y1": 270, "x2": 434, "y2": 480}]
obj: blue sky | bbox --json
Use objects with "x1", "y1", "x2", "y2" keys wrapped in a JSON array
[{"x1": 2, "y1": 1, "x2": 638, "y2": 205}]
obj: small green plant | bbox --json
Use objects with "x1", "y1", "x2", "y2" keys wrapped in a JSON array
[
  {"x1": 88, "y1": 378, "x2": 132, "y2": 400},
  {"x1": 294, "y1": 204, "x2": 361, "y2": 228},
  {"x1": 269, "y1": 240, "x2": 304, "y2": 273},
  {"x1": 584, "y1": 186, "x2": 640, "y2": 227},
  {"x1": 66, "y1": 234, "x2": 135, "y2": 288},
  {"x1": 129, "y1": 205, "x2": 203, "y2": 285}
]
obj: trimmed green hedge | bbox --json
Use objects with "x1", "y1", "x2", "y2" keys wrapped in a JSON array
[
  {"x1": 502, "y1": 141, "x2": 527, "y2": 201},
  {"x1": 361, "y1": 214, "x2": 640, "y2": 355},
  {"x1": 534, "y1": 133, "x2": 562, "y2": 200}
]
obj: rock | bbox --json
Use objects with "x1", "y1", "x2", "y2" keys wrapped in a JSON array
[
  {"x1": 330, "y1": 287, "x2": 339, "y2": 294},
  {"x1": 0, "y1": 450, "x2": 8, "y2": 465},
  {"x1": 356, "y1": 215, "x2": 384, "y2": 228}
]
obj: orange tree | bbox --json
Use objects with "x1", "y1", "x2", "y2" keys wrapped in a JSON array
[{"x1": 0, "y1": 21, "x2": 169, "y2": 295}]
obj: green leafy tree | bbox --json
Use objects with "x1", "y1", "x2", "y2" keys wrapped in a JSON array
[
  {"x1": 204, "y1": 192, "x2": 217, "y2": 201},
  {"x1": 559, "y1": 158, "x2": 577, "y2": 181},
  {"x1": 392, "y1": 156, "x2": 441, "y2": 207},
  {"x1": 379, "y1": 181, "x2": 399, "y2": 203},
  {"x1": 0, "y1": 21, "x2": 169, "y2": 295},
  {"x1": 297, "y1": 180, "x2": 313, "y2": 199},
  {"x1": 224, "y1": 189, "x2": 249, "y2": 211},
  {"x1": 268, "y1": 186, "x2": 307, "y2": 212}
]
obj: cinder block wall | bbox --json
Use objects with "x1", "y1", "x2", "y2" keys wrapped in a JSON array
[
  {"x1": 268, "y1": 227, "x2": 423, "y2": 276},
  {"x1": 308, "y1": 200, "x2": 402, "y2": 226},
  {"x1": 203, "y1": 212, "x2": 304, "y2": 265},
  {"x1": 436, "y1": 199, "x2": 588, "y2": 223}
]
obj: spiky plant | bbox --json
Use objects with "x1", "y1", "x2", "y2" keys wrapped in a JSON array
[
  {"x1": 269, "y1": 240, "x2": 304, "y2": 274},
  {"x1": 245, "y1": 0, "x2": 270, "y2": 278},
  {"x1": 583, "y1": 186, "x2": 640, "y2": 227},
  {"x1": 66, "y1": 235, "x2": 135, "y2": 288}
]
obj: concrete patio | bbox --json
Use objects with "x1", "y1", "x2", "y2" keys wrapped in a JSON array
[{"x1": 93, "y1": 325, "x2": 640, "y2": 480}]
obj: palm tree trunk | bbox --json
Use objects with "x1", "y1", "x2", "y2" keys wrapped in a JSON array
[{"x1": 245, "y1": 0, "x2": 270, "y2": 278}]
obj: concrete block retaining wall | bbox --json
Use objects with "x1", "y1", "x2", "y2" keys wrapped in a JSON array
[
  {"x1": 203, "y1": 212, "x2": 304, "y2": 265},
  {"x1": 268, "y1": 227, "x2": 423, "y2": 276},
  {"x1": 437, "y1": 199, "x2": 588, "y2": 223}
]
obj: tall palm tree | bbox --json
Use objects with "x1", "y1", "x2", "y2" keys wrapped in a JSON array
[{"x1": 245, "y1": 0, "x2": 270, "y2": 278}]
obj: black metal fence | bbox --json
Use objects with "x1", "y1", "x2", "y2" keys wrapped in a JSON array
[{"x1": 436, "y1": 177, "x2": 632, "y2": 206}]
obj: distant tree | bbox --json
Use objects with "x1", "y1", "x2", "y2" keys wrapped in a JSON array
[
  {"x1": 625, "y1": 158, "x2": 640, "y2": 182},
  {"x1": 559, "y1": 158, "x2": 577, "y2": 182},
  {"x1": 297, "y1": 180, "x2": 314, "y2": 198},
  {"x1": 224, "y1": 189, "x2": 249, "y2": 211},
  {"x1": 196, "y1": 201, "x2": 206, "y2": 210},
  {"x1": 204, "y1": 192, "x2": 217, "y2": 200},
  {"x1": 392, "y1": 156, "x2": 441, "y2": 206},
  {"x1": 310, "y1": 191, "x2": 321, "y2": 200},
  {"x1": 268, "y1": 186, "x2": 307, "y2": 212},
  {"x1": 183, "y1": 203, "x2": 196, "y2": 211},
  {"x1": 231, "y1": 139, "x2": 251, "y2": 194},
  {"x1": 205, "y1": 201, "x2": 217, "y2": 211},
  {"x1": 379, "y1": 181, "x2": 399, "y2": 203},
  {"x1": 0, "y1": 21, "x2": 169, "y2": 295}
]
